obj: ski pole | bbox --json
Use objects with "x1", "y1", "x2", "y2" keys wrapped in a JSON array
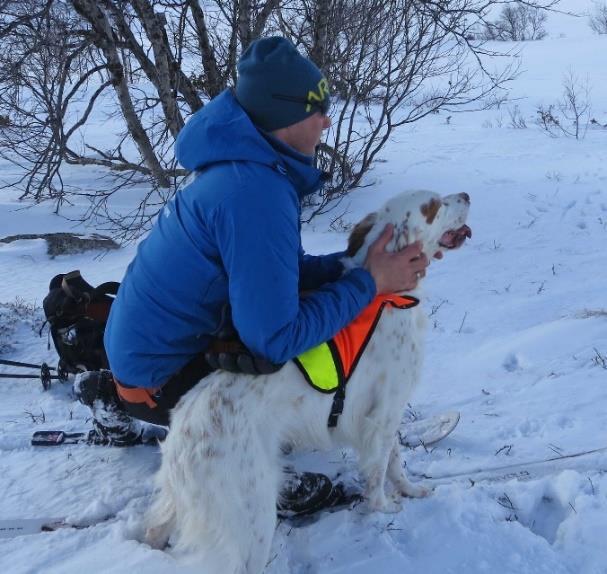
[
  {"x1": 0, "y1": 359, "x2": 57, "y2": 371},
  {"x1": 0, "y1": 374, "x2": 63, "y2": 380},
  {"x1": 0, "y1": 361, "x2": 64, "y2": 390}
]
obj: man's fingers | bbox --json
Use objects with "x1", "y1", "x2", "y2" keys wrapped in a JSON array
[
  {"x1": 399, "y1": 240, "x2": 422, "y2": 259},
  {"x1": 375, "y1": 223, "x2": 394, "y2": 250},
  {"x1": 367, "y1": 223, "x2": 394, "y2": 256},
  {"x1": 413, "y1": 259, "x2": 429, "y2": 274},
  {"x1": 400, "y1": 250, "x2": 428, "y2": 270}
]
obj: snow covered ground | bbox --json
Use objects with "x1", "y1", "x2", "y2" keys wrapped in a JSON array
[{"x1": 1, "y1": 3, "x2": 607, "y2": 573}]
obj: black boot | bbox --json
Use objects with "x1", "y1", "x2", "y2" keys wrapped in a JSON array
[
  {"x1": 73, "y1": 370, "x2": 144, "y2": 447},
  {"x1": 277, "y1": 470, "x2": 338, "y2": 518}
]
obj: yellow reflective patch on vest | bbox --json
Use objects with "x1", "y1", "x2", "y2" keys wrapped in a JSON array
[
  {"x1": 293, "y1": 294, "x2": 419, "y2": 402},
  {"x1": 294, "y1": 342, "x2": 339, "y2": 393}
]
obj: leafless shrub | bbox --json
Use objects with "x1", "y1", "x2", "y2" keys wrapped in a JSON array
[
  {"x1": 1, "y1": 0, "x2": 559, "y2": 237},
  {"x1": 482, "y1": 5, "x2": 548, "y2": 41},
  {"x1": 589, "y1": 1, "x2": 607, "y2": 34},
  {"x1": 592, "y1": 348, "x2": 607, "y2": 369},
  {"x1": 285, "y1": 0, "x2": 537, "y2": 219},
  {"x1": 536, "y1": 104, "x2": 561, "y2": 134},
  {"x1": 495, "y1": 444, "x2": 513, "y2": 456},
  {"x1": 24, "y1": 409, "x2": 46, "y2": 424},
  {"x1": 508, "y1": 105, "x2": 527, "y2": 128},
  {"x1": 536, "y1": 73, "x2": 591, "y2": 139},
  {"x1": 0, "y1": 298, "x2": 41, "y2": 353}
]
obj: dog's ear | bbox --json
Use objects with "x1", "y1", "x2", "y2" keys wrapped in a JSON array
[
  {"x1": 420, "y1": 198, "x2": 441, "y2": 225},
  {"x1": 346, "y1": 212, "x2": 378, "y2": 257}
]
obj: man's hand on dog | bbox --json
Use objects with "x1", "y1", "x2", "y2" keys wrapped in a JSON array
[
  {"x1": 364, "y1": 224, "x2": 429, "y2": 293},
  {"x1": 365, "y1": 223, "x2": 472, "y2": 291}
]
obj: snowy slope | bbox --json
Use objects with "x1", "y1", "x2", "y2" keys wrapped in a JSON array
[{"x1": 1, "y1": 4, "x2": 607, "y2": 573}]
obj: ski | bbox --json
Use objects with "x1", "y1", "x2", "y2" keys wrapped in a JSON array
[
  {"x1": 411, "y1": 445, "x2": 607, "y2": 486},
  {"x1": 0, "y1": 515, "x2": 115, "y2": 539},
  {"x1": 28, "y1": 413, "x2": 456, "y2": 449},
  {"x1": 8, "y1": 448, "x2": 605, "y2": 539},
  {"x1": 30, "y1": 427, "x2": 167, "y2": 447},
  {"x1": 279, "y1": 482, "x2": 363, "y2": 525},
  {"x1": 2, "y1": 487, "x2": 361, "y2": 538},
  {"x1": 31, "y1": 430, "x2": 96, "y2": 446},
  {"x1": 400, "y1": 411, "x2": 460, "y2": 448}
]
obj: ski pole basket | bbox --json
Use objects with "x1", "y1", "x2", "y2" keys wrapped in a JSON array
[{"x1": 0, "y1": 359, "x2": 67, "y2": 390}]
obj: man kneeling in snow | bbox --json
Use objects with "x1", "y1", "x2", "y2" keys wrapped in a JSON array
[{"x1": 75, "y1": 36, "x2": 432, "y2": 515}]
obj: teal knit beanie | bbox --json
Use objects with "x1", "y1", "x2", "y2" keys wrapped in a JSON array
[{"x1": 235, "y1": 36, "x2": 330, "y2": 132}]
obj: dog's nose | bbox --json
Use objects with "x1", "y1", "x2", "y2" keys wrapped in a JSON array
[{"x1": 460, "y1": 192, "x2": 470, "y2": 203}]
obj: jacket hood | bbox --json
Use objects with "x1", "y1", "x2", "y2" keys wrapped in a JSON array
[{"x1": 175, "y1": 90, "x2": 324, "y2": 198}]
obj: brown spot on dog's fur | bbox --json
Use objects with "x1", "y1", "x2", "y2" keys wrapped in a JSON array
[
  {"x1": 420, "y1": 198, "x2": 441, "y2": 224},
  {"x1": 220, "y1": 394, "x2": 236, "y2": 414},
  {"x1": 210, "y1": 408, "x2": 224, "y2": 433},
  {"x1": 347, "y1": 212, "x2": 377, "y2": 257},
  {"x1": 204, "y1": 445, "x2": 223, "y2": 458}
]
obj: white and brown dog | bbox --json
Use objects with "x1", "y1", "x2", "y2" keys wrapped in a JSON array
[{"x1": 144, "y1": 190, "x2": 471, "y2": 574}]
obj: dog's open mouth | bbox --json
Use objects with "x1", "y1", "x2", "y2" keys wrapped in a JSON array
[{"x1": 438, "y1": 225, "x2": 472, "y2": 249}]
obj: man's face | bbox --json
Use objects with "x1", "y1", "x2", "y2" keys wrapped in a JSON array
[{"x1": 272, "y1": 112, "x2": 331, "y2": 156}]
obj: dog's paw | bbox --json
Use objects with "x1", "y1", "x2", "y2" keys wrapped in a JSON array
[
  {"x1": 144, "y1": 526, "x2": 170, "y2": 550},
  {"x1": 368, "y1": 495, "x2": 403, "y2": 514},
  {"x1": 399, "y1": 483, "x2": 431, "y2": 499}
]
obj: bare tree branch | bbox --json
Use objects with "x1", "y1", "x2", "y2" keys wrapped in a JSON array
[
  {"x1": 0, "y1": 0, "x2": 562, "y2": 238},
  {"x1": 71, "y1": 0, "x2": 171, "y2": 187}
]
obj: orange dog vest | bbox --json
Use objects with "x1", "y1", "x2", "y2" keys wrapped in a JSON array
[{"x1": 293, "y1": 294, "x2": 419, "y2": 427}]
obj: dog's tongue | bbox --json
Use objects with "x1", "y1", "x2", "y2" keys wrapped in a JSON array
[{"x1": 439, "y1": 225, "x2": 472, "y2": 249}]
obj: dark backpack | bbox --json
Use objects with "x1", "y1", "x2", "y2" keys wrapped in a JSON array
[
  {"x1": 42, "y1": 270, "x2": 281, "y2": 381},
  {"x1": 43, "y1": 270, "x2": 119, "y2": 376}
]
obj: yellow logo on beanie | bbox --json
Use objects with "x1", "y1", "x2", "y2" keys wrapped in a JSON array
[{"x1": 306, "y1": 78, "x2": 330, "y2": 112}]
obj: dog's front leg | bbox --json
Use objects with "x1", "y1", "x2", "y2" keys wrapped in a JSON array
[
  {"x1": 357, "y1": 430, "x2": 403, "y2": 513},
  {"x1": 387, "y1": 437, "x2": 430, "y2": 499}
]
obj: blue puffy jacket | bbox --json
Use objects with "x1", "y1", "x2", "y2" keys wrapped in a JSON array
[{"x1": 104, "y1": 90, "x2": 376, "y2": 389}]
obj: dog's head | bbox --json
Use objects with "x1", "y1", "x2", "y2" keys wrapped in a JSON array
[{"x1": 345, "y1": 190, "x2": 471, "y2": 267}]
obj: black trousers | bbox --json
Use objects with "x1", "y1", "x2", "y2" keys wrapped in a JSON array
[{"x1": 116, "y1": 353, "x2": 215, "y2": 427}]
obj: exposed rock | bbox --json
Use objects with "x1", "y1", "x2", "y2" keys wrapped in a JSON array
[{"x1": 0, "y1": 232, "x2": 120, "y2": 257}]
